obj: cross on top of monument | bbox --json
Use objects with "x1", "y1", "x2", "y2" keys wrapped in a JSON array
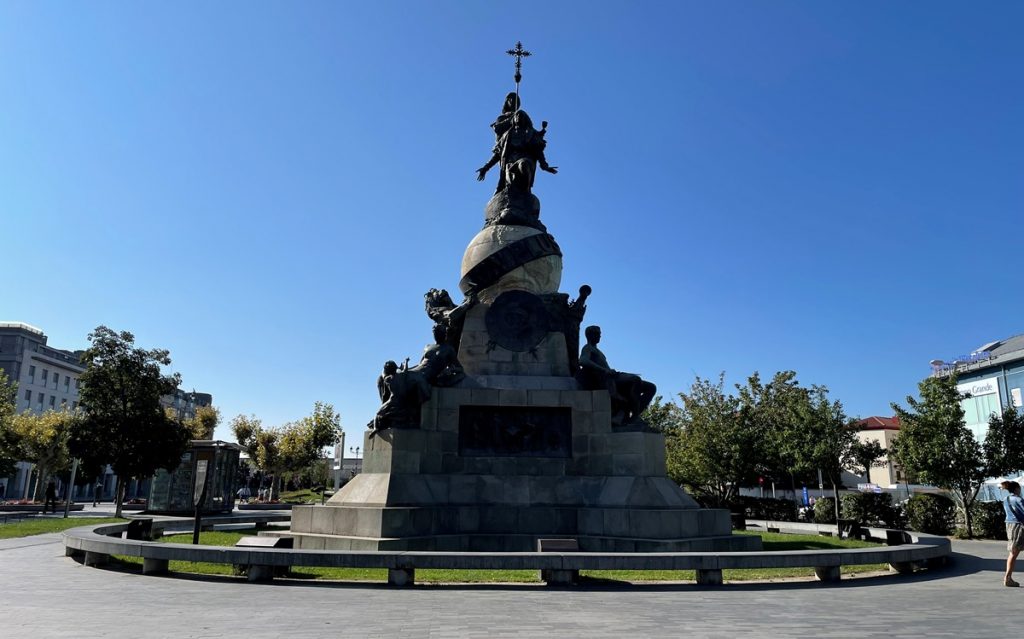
[{"x1": 506, "y1": 41, "x2": 531, "y2": 84}]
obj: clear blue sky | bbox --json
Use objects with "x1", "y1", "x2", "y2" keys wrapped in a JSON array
[{"x1": 3, "y1": 2, "x2": 1022, "y2": 444}]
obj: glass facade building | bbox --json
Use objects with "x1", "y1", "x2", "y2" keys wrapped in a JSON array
[{"x1": 932, "y1": 333, "x2": 1024, "y2": 500}]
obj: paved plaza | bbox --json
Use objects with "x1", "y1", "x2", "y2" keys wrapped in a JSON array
[{"x1": 0, "y1": 514, "x2": 1018, "y2": 638}]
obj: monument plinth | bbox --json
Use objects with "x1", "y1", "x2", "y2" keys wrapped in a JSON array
[{"x1": 287, "y1": 44, "x2": 759, "y2": 553}]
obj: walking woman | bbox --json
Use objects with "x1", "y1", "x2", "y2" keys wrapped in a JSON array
[{"x1": 1000, "y1": 480, "x2": 1024, "y2": 587}]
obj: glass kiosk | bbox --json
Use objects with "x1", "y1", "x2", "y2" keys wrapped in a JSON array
[{"x1": 148, "y1": 440, "x2": 242, "y2": 514}]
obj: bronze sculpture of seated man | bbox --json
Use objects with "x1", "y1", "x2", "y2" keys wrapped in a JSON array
[{"x1": 576, "y1": 325, "x2": 656, "y2": 427}]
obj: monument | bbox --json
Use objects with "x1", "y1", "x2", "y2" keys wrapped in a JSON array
[{"x1": 287, "y1": 44, "x2": 759, "y2": 552}]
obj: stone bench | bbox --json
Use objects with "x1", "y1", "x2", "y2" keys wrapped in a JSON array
[{"x1": 62, "y1": 517, "x2": 950, "y2": 586}]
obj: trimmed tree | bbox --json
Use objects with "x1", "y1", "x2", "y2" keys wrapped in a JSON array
[
  {"x1": 68, "y1": 326, "x2": 190, "y2": 517},
  {"x1": 0, "y1": 370, "x2": 19, "y2": 480},
  {"x1": 231, "y1": 414, "x2": 282, "y2": 499},
  {"x1": 232, "y1": 403, "x2": 341, "y2": 500},
  {"x1": 278, "y1": 401, "x2": 341, "y2": 481},
  {"x1": 184, "y1": 405, "x2": 221, "y2": 440},
  {"x1": 9, "y1": 410, "x2": 75, "y2": 501}
]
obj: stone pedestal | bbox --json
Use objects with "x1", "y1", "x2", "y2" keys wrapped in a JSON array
[{"x1": 288, "y1": 387, "x2": 760, "y2": 552}]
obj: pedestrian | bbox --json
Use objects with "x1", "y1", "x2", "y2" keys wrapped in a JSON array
[
  {"x1": 999, "y1": 480, "x2": 1024, "y2": 587},
  {"x1": 93, "y1": 480, "x2": 103, "y2": 507},
  {"x1": 44, "y1": 480, "x2": 58, "y2": 513}
]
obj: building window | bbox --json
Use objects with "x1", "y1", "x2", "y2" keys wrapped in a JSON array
[
  {"x1": 60, "y1": 398, "x2": 67, "y2": 409},
  {"x1": 29, "y1": 365, "x2": 35, "y2": 383},
  {"x1": 75, "y1": 378, "x2": 80, "y2": 390},
  {"x1": 41, "y1": 369, "x2": 49, "y2": 386},
  {"x1": 49, "y1": 396, "x2": 56, "y2": 408},
  {"x1": 52, "y1": 372, "x2": 59, "y2": 389},
  {"x1": 24, "y1": 389, "x2": 31, "y2": 403},
  {"x1": 37, "y1": 393, "x2": 44, "y2": 409},
  {"x1": 962, "y1": 393, "x2": 1002, "y2": 441},
  {"x1": 64, "y1": 376, "x2": 70, "y2": 392}
]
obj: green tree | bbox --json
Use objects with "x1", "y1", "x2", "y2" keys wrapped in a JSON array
[
  {"x1": 68, "y1": 326, "x2": 190, "y2": 517},
  {"x1": 233, "y1": 403, "x2": 340, "y2": 499},
  {"x1": 783, "y1": 385, "x2": 857, "y2": 525},
  {"x1": 983, "y1": 404, "x2": 1024, "y2": 480},
  {"x1": 643, "y1": 395, "x2": 685, "y2": 434},
  {"x1": 737, "y1": 371, "x2": 810, "y2": 488},
  {"x1": 183, "y1": 405, "x2": 221, "y2": 440},
  {"x1": 232, "y1": 414, "x2": 281, "y2": 499},
  {"x1": 849, "y1": 438, "x2": 887, "y2": 483},
  {"x1": 665, "y1": 371, "x2": 814, "y2": 508},
  {"x1": 0, "y1": 370, "x2": 19, "y2": 479},
  {"x1": 9, "y1": 410, "x2": 76, "y2": 501},
  {"x1": 891, "y1": 375, "x2": 988, "y2": 538},
  {"x1": 670, "y1": 374, "x2": 750, "y2": 506},
  {"x1": 279, "y1": 401, "x2": 341, "y2": 476},
  {"x1": 643, "y1": 396, "x2": 687, "y2": 490}
]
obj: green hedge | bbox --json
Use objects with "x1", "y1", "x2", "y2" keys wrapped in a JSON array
[
  {"x1": 840, "y1": 492, "x2": 903, "y2": 528},
  {"x1": 813, "y1": 497, "x2": 837, "y2": 524},
  {"x1": 736, "y1": 496, "x2": 798, "y2": 522},
  {"x1": 905, "y1": 493, "x2": 954, "y2": 536},
  {"x1": 957, "y1": 501, "x2": 1007, "y2": 540}
]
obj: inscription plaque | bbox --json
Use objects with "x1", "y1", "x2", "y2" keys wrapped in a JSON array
[{"x1": 459, "y1": 405, "x2": 572, "y2": 458}]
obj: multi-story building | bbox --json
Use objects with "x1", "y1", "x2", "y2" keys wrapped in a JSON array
[
  {"x1": 854, "y1": 416, "x2": 905, "y2": 488},
  {"x1": 930, "y1": 333, "x2": 1024, "y2": 443},
  {"x1": 163, "y1": 388, "x2": 214, "y2": 422},
  {"x1": 0, "y1": 322, "x2": 212, "y2": 502},
  {"x1": 0, "y1": 322, "x2": 85, "y2": 415}
]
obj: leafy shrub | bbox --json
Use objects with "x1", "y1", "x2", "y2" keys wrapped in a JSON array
[
  {"x1": 736, "y1": 496, "x2": 798, "y2": 522},
  {"x1": 840, "y1": 492, "x2": 902, "y2": 527},
  {"x1": 813, "y1": 497, "x2": 837, "y2": 524},
  {"x1": 905, "y1": 493, "x2": 954, "y2": 535},
  {"x1": 956, "y1": 501, "x2": 1007, "y2": 540}
]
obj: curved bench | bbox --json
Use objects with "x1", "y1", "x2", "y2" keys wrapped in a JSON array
[{"x1": 63, "y1": 518, "x2": 951, "y2": 586}]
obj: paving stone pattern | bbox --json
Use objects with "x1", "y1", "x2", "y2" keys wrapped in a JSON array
[{"x1": 0, "y1": 530, "x2": 1020, "y2": 638}]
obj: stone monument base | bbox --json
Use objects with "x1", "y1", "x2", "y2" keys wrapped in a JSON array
[{"x1": 286, "y1": 387, "x2": 760, "y2": 553}]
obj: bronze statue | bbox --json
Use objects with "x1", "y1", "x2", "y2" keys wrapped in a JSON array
[
  {"x1": 475, "y1": 43, "x2": 557, "y2": 231},
  {"x1": 411, "y1": 324, "x2": 465, "y2": 387},
  {"x1": 577, "y1": 325, "x2": 656, "y2": 427},
  {"x1": 424, "y1": 288, "x2": 476, "y2": 351},
  {"x1": 489, "y1": 92, "x2": 521, "y2": 142},
  {"x1": 477, "y1": 107, "x2": 557, "y2": 195},
  {"x1": 370, "y1": 325, "x2": 466, "y2": 432},
  {"x1": 564, "y1": 285, "x2": 592, "y2": 372}
]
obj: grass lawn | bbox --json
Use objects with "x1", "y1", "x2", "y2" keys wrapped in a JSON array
[
  {"x1": 273, "y1": 489, "x2": 330, "y2": 505},
  {"x1": 0, "y1": 517, "x2": 126, "y2": 539},
  {"x1": 111, "y1": 528, "x2": 890, "y2": 583}
]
